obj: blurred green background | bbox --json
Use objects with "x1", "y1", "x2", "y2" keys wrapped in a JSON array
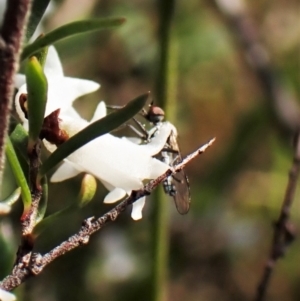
[{"x1": 1, "y1": 0, "x2": 300, "y2": 300}]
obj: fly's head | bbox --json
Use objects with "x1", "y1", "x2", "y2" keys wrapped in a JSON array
[{"x1": 143, "y1": 102, "x2": 165, "y2": 125}]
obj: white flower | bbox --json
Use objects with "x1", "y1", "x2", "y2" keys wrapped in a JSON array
[
  {"x1": 14, "y1": 46, "x2": 171, "y2": 220},
  {"x1": 14, "y1": 46, "x2": 100, "y2": 127},
  {"x1": 0, "y1": 288, "x2": 16, "y2": 301},
  {"x1": 47, "y1": 102, "x2": 173, "y2": 220}
]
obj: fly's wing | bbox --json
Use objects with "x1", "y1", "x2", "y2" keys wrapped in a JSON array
[
  {"x1": 169, "y1": 132, "x2": 191, "y2": 214},
  {"x1": 171, "y1": 156, "x2": 191, "y2": 214}
]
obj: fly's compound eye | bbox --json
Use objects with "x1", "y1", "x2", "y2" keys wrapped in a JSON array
[{"x1": 146, "y1": 105, "x2": 165, "y2": 124}]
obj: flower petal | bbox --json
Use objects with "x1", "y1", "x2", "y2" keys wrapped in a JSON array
[
  {"x1": 122, "y1": 137, "x2": 142, "y2": 144},
  {"x1": 43, "y1": 46, "x2": 64, "y2": 77},
  {"x1": 45, "y1": 114, "x2": 169, "y2": 195},
  {"x1": 44, "y1": 77, "x2": 99, "y2": 117},
  {"x1": 14, "y1": 84, "x2": 28, "y2": 124},
  {"x1": 51, "y1": 162, "x2": 82, "y2": 182},
  {"x1": 0, "y1": 288, "x2": 16, "y2": 301},
  {"x1": 14, "y1": 74, "x2": 25, "y2": 88},
  {"x1": 104, "y1": 188, "x2": 127, "y2": 204},
  {"x1": 15, "y1": 45, "x2": 100, "y2": 122},
  {"x1": 65, "y1": 133, "x2": 168, "y2": 191},
  {"x1": 131, "y1": 197, "x2": 146, "y2": 220},
  {"x1": 90, "y1": 101, "x2": 107, "y2": 122},
  {"x1": 138, "y1": 121, "x2": 175, "y2": 156}
]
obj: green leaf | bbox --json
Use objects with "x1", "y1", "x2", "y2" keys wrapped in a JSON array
[
  {"x1": 5, "y1": 137, "x2": 31, "y2": 211},
  {"x1": 0, "y1": 187, "x2": 21, "y2": 215},
  {"x1": 1, "y1": 187, "x2": 21, "y2": 207},
  {"x1": 26, "y1": 0, "x2": 51, "y2": 41},
  {"x1": 10, "y1": 124, "x2": 29, "y2": 159},
  {"x1": 34, "y1": 46, "x2": 49, "y2": 68},
  {"x1": 21, "y1": 17, "x2": 126, "y2": 61},
  {"x1": 26, "y1": 56, "x2": 48, "y2": 151},
  {"x1": 39, "y1": 92, "x2": 149, "y2": 179}
]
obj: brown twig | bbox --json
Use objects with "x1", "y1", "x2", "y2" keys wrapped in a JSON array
[
  {"x1": 0, "y1": 137, "x2": 215, "y2": 291},
  {"x1": 15, "y1": 141, "x2": 43, "y2": 268},
  {"x1": 21, "y1": 141, "x2": 43, "y2": 235},
  {"x1": 255, "y1": 133, "x2": 299, "y2": 301},
  {"x1": 0, "y1": 0, "x2": 32, "y2": 185},
  {"x1": 211, "y1": 1, "x2": 299, "y2": 299}
]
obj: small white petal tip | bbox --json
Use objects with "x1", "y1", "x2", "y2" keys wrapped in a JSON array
[
  {"x1": 104, "y1": 188, "x2": 127, "y2": 204},
  {"x1": 131, "y1": 197, "x2": 146, "y2": 220},
  {"x1": 0, "y1": 288, "x2": 16, "y2": 301}
]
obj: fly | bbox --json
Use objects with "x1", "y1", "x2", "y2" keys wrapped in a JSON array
[
  {"x1": 142, "y1": 103, "x2": 191, "y2": 214},
  {"x1": 106, "y1": 101, "x2": 191, "y2": 214}
]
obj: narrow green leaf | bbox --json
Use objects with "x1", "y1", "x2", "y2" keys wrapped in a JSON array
[
  {"x1": 26, "y1": 0, "x2": 51, "y2": 41},
  {"x1": 5, "y1": 137, "x2": 31, "y2": 211},
  {"x1": 36, "y1": 176, "x2": 48, "y2": 224},
  {"x1": 1, "y1": 187, "x2": 21, "y2": 207},
  {"x1": 26, "y1": 56, "x2": 48, "y2": 151},
  {"x1": 34, "y1": 46, "x2": 49, "y2": 68},
  {"x1": 10, "y1": 124, "x2": 29, "y2": 177},
  {"x1": 0, "y1": 187, "x2": 21, "y2": 215},
  {"x1": 10, "y1": 124, "x2": 29, "y2": 159},
  {"x1": 22, "y1": 17, "x2": 126, "y2": 61},
  {"x1": 39, "y1": 92, "x2": 149, "y2": 178}
]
